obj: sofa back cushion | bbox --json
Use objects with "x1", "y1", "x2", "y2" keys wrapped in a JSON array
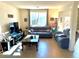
[{"x1": 29, "y1": 27, "x2": 51, "y2": 32}]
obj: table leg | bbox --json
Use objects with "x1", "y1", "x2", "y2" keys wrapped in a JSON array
[
  {"x1": 22, "y1": 43, "x2": 23, "y2": 51},
  {"x1": 36, "y1": 43, "x2": 38, "y2": 51}
]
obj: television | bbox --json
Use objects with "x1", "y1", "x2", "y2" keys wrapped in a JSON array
[{"x1": 9, "y1": 22, "x2": 19, "y2": 33}]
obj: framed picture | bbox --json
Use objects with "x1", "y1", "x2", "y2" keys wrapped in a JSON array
[
  {"x1": 8, "y1": 14, "x2": 13, "y2": 18},
  {"x1": 50, "y1": 17, "x2": 54, "y2": 21},
  {"x1": 24, "y1": 18, "x2": 27, "y2": 22}
]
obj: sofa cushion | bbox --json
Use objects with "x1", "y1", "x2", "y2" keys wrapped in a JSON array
[{"x1": 30, "y1": 27, "x2": 51, "y2": 32}]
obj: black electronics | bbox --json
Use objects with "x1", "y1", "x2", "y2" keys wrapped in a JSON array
[{"x1": 9, "y1": 22, "x2": 19, "y2": 33}]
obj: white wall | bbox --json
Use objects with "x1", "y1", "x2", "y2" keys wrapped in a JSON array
[
  {"x1": 69, "y1": 2, "x2": 78, "y2": 51},
  {"x1": 58, "y1": 4, "x2": 72, "y2": 31},
  {"x1": 0, "y1": 2, "x2": 20, "y2": 32},
  {"x1": 19, "y1": 9, "x2": 29, "y2": 31},
  {"x1": 48, "y1": 9, "x2": 60, "y2": 27}
]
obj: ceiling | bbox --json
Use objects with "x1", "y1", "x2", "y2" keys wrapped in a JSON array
[{"x1": 3, "y1": 1, "x2": 73, "y2": 9}]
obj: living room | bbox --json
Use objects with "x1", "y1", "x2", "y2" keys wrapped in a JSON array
[{"x1": 0, "y1": 1, "x2": 79, "y2": 58}]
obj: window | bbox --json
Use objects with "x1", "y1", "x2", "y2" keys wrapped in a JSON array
[{"x1": 30, "y1": 9, "x2": 47, "y2": 27}]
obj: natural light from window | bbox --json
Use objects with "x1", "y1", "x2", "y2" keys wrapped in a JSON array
[{"x1": 30, "y1": 9, "x2": 47, "y2": 27}]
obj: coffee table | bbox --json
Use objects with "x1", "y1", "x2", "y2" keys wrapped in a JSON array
[{"x1": 22, "y1": 35, "x2": 39, "y2": 51}]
